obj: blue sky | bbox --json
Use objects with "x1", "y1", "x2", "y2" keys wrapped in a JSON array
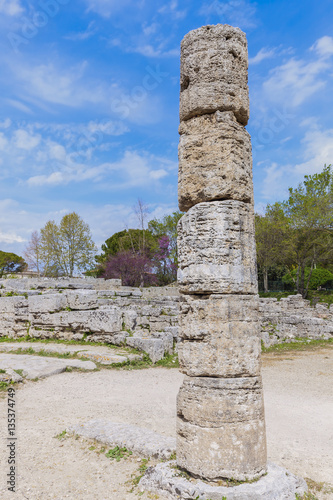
[{"x1": 1, "y1": 0, "x2": 333, "y2": 257}]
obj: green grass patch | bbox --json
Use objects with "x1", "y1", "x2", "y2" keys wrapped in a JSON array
[
  {"x1": 155, "y1": 353, "x2": 179, "y2": 368},
  {"x1": 262, "y1": 338, "x2": 333, "y2": 353},
  {"x1": 54, "y1": 430, "x2": 68, "y2": 440},
  {"x1": 130, "y1": 458, "x2": 150, "y2": 490},
  {"x1": 105, "y1": 446, "x2": 132, "y2": 462}
]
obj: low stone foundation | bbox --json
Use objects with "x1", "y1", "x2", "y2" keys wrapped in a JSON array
[
  {"x1": 0, "y1": 278, "x2": 332, "y2": 360},
  {"x1": 139, "y1": 461, "x2": 308, "y2": 500}
]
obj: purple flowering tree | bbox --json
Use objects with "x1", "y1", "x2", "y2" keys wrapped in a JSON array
[
  {"x1": 102, "y1": 251, "x2": 157, "y2": 287},
  {"x1": 153, "y1": 236, "x2": 177, "y2": 286}
]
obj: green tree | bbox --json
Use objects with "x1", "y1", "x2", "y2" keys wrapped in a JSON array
[
  {"x1": 0, "y1": 251, "x2": 27, "y2": 277},
  {"x1": 96, "y1": 229, "x2": 158, "y2": 268},
  {"x1": 255, "y1": 203, "x2": 291, "y2": 293},
  {"x1": 40, "y1": 212, "x2": 97, "y2": 277},
  {"x1": 282, "y1": 164, "x2": 333, "y2": 297},
  {"x1": 148, "y1": 211, "x2": 184, "y2": 269}
]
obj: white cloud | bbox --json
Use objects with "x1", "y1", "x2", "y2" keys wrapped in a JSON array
[
  {"x1": 263, "y1": 37, "x2": 333, "y2": 107},
  {"x1": 249, "y1": 48, "x2": 276, "y2": 65},
  {"x1": 0, "y1": 118, "x2": 11, "y2": 129},
  {"x1": 158, "y1": 1, "x2": 187, "y2": 20},
  {"x1": 13, "y1": 129, "x2": 41, "y2": 150},
  {"x1": 6, "y1": 99, "x2": 33, "y2": 114},
  {"x1": 65, "y1": 22, "x2": 98, "y2": 41},
  {"x1": 143, "y1": 23, "x2": 159, "y2": 36},
  {"x1": 0, "y1": 231, "x2": 25, "y2": 244},
  {"x1": 200, "y1": 0, "x2": 257, "y2": 29},
  {"x1": 294, "y1": 125, "x2": 333, "y2": 176},
  {"x1": 84, "y1": 0, "x2": 133, "y2": 17},
  {"x1": 0, "y1": 0, "x2": 24, "y2": 16},
  {"x1": 130, "y1": 44, "x2": 179, "y2": 58},
  {"x1": 311, "y1": 36, "x2": 333, "y2": 59},
  {"x1": 0, "y1": 132, "x2": 8, "y2": 151},
  {"x1": 25, "y1": 150, "x2": 175, "y2": 188},
  {"x1": 259, "y1": 124, "x2": 333, "y2": 201}
]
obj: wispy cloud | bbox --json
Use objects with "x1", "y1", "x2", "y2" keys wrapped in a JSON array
[
  {"x1": 0, "y1": 0, "x2": 24, "y2": 16},
  {"x1": 311, "y1": 36, "x2": 333, "y2": 59},
  {"x1": 249, "y1": 47, "x2": 276, "y2": 65},
  {"x1": 84, "y1": 0, "x2": 133, "y2": 17},
  {"x1": 0, "y1": 231, "x2": 25, "y2": 244},
  {"x1": 128, "y1": 44, "x2": 179, "y2": 58},
  {"x1": 26, "y1": 150, "x2": 174, "y2": 188},
  {"x1": 199, "y1": 0, "x2": 257, "y2": 29},
  {"x1": 263, "y1": 36, "x2": 333, "y2": 107},
  {"x1": 260, "y1": 123, "x2": 333, "y2": 201},
  {"x1": 65, "y1": 22, "x2": 98, "y2": 41},
  {"x1": 158, "y1": 1, "x2": 187, "y2": 20}
]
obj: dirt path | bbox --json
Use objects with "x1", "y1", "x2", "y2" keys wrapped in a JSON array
[{"x1": 0, "y1": 347, "x2": 332, "y2": 499}]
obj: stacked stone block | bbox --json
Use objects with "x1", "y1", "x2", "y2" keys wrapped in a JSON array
[{"x1": 176, "y1": 24, "x2": 267, "y2": 481}]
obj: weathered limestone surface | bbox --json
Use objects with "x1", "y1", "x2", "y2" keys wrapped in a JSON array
[
  {"x1": 177, "y1": 376, "x2": 265, "y2": 426},
  {"x1": 178, "y1": 294, "x2": 260, "y2": 376},
  {"x1": 139, "y1": 461, "x2": 308, "y2": 500},
  {"x1": 178, "y1": 111, "x2": 253, "y2": 211},
  {"x1": 179, "y1": 293, "x2": 258, "y2": 339},
  {"x1": 177, "y1": 418, "x2": 267, "y2": 481},
  {"x1": 260, "y1": 295, "x2": 333, "y2": 346},
  {"x1": 177, "y1": 200, "x2": 257, "y2": 294},
  {"x1": 175, "y1": 23, "x2": 267, "y2": 484},
  {"x1": 176, "y1": 376, "x2": 267, "y2": 480},
  {"x1": 180, "y1": 25, "x2": 249, "y2": 125}
]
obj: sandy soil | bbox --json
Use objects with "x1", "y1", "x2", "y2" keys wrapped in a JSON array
[{"x1": 0, "y1": 347, "x2": 332, "y2": 500}]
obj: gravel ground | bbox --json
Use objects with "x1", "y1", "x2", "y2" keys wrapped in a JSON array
[{"x1": 0, "y1": 347, "x2": 332, "y2": 500}]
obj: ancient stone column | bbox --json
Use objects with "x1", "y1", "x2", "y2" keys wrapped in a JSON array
[{"x1": 176, "y1": 24, "x2": 267, "y2": 482}]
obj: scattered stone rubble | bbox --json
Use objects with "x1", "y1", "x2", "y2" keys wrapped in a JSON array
[{"x1": 0, "y1": 353, "x2": 96, "y2": 379}]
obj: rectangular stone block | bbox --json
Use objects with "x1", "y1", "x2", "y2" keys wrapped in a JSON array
[
  {"x1": 177, "y1": 376, "x2": 265, "y2": 427},
  {"x1": 177, "y1": 201, "x2": 258, "y2": 294},
  {"x1": 180, "y1": 25, "x2": 249, "y2": 125},
  {"x1": 65, "y1": 291, "x2": 98, "y2": 310},
  {"x1": 178, "y1": 111, "x2": 253, "y2": 211},
  {"x1": 178, "y1": 294, "x2": 260, "y2": 377},
  {"x1": 28, "y1": 294, "x2": 67, "y2": 314},
  {"x1": 177, "y1": 417, "x2": 267, "y2": 481},
  {"x1": 0, "y1": 296, "x2": 27, "y2": 313}
]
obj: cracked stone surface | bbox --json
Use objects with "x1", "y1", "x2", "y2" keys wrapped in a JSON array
[
  {"x1": 177, "y1": 200, "x2": 258, "y2": 295},
  {"x1": 178, "y1": 111, "x2": 253, "y2": 211},
  {"x1": 0, "y1": 342, "x2": 142, "y2": 365},
  {"x1": 180, "y1": 24, "x2": 249, "y2": 125},
  {"x1": 68, "y1": 420, "x2": 176, "y2": 460},
  {"x1": 139, "y1": 461, "x2": 308, "y2": 500},
  {"x1": 176, "y1": 23, "x2": 268, "y2": 482},
  {"x1": 0, "y1": 353, "x2": 96, "y2": 379}
]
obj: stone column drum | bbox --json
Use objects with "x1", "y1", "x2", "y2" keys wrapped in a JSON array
[{"x1": 176, "y1": 24, "x2": 267, "y2": 481}]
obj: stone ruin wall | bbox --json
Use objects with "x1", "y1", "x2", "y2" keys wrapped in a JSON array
[
  {"x1": 0, "y1": 278, "x2": 332, "y2": 361},
  {"x1": 0, "y1": 277, "x2": 178, "y2": 364}
]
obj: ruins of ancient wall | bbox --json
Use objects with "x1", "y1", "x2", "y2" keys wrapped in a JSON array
[
  {"x1": 260, "y1": 295, "x2": 333, "y2": 346},
  {"x1": 0, "y1": 288, "x2": 178, "y2": 363},
  {"x1": 1, "y1": 279, "x2": 332, "y2": 354}
]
